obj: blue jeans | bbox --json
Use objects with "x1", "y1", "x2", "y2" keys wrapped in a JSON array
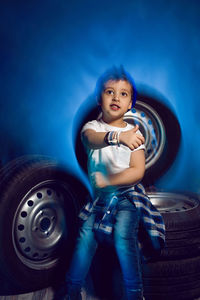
[{"x1": 66, "y1": 197, "x2": 143, "y2": 299}]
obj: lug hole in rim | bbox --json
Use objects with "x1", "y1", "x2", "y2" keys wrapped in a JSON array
[
  {"x1": 21, "y1": 211, "x2": 27, "y2": 218},
  {"x1": 37, "y1": 192, "x2": 43, "y2": 199},
  {"x1": 19, "y1": 237, "x2": 26, "y2": 243},
  {"x1": 27, "y1": 200, "x2": 34, "y2": 207},
  {"x1": 18, "y1": 224, "x2": 24, "y2": 231},
  {"x1": 24, "y1": 247, "x2": 31, "y2": 252}
]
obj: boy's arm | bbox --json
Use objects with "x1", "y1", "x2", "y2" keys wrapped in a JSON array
[
  {"x1": 82, "y1": 125, "x2": 145, "y2": 150},
  {"x1": 94, "y1": 149, "x2": 145, "y2": 188},
  {"x1": 82, "y1": 129, "x2": 108, "y2": 149}
]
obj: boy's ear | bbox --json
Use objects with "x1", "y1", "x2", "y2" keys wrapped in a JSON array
[{"x1": 128, "y1": 100, "x2": 132, "y2": 110}]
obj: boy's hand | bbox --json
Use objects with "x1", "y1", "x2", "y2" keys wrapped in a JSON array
[
  {"x1": 119, "y1": 125, "x2": 145, "y2": 150},
  {"x1": 92, "y1": 172, "x2": 109, "y2": 189}
]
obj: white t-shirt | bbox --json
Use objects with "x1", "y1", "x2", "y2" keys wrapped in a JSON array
[{"x1": 81, "y1": 119, "x2": 145, "y2": 180}]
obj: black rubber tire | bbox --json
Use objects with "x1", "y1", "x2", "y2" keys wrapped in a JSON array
[
  {"x1": 0, "y1": 155, "x2": 86, "y2": 295},
  {"x1": 142, "y1": 256, "x2": 200, "y2": 300},
  {"x1": 148, "y1": 192, "x2": 200, "y2": 260},
  {"x1": 143, "y1": 192, "x2": 200, "y2": 299}
]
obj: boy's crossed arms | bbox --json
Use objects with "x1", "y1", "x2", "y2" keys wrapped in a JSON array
[{"x1": 82, "y1": 124, "x2": 145, "y2": 189}]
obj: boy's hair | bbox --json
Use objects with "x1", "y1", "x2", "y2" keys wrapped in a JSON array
[{"x1": 95, "y1": 66, "x2": 137, "y2": 108}]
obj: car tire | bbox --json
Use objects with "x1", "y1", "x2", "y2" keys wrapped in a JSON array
[
  {"x1": 0, "y1": 155, "x2": 84, "y2": 295},
  {"x1": 148, "y1": 192, "x2": 200, "y2": 260},
  {"x1": 143, "y1": 256, "x2": 200, "y2": 300}
]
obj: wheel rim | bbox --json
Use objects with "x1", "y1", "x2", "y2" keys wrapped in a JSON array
[
  {"x1": 147, "y1": 192, "x2": 199, "y2": 213},
  {"x1": 12, "y1": 180, "x2": 73, "y2": 270},
  {"x1": 124, "y1": 101, "x2": 166, "y2": 170}
]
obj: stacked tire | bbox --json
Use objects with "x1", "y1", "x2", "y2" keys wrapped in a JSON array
[{"x1": 143, "y1": 192, "x2": 200, "y2": 300}]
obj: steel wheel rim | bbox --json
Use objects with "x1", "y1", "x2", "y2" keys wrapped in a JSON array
[
  {"x1": 12, "y1": 180, "x2": 70, "y2": 270},
  {"x1": 147, "y1": 192, "x2": 199, "y2": 213},
  {"x1": 124, "y1": 101, "x2": 166, "y2": 170}
]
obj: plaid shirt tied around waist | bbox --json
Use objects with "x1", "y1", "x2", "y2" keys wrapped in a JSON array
[{"x1": 79, "y1": 183, "x2": 165, "y2": 259}]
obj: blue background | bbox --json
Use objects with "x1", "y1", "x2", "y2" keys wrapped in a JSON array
[{"x1": 0, "y1": 0, "x2": 200, "y2": 193}]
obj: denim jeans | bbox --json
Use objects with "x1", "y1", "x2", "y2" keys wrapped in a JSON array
[{"x1": 66, "y1": 197, "x2": 143, "y2": 300}]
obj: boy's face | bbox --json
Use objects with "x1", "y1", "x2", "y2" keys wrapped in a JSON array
[{"x1": 100, "y1": 80, "x2": 132, "y2": 124}]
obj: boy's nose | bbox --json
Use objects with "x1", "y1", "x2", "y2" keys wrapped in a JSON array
[{"x1": 113, "y1": 93, "x2": 119, "y2": 100}]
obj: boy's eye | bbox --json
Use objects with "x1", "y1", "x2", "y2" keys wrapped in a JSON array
[
  {"x1": 105, "y1": 89, "x2": 114, "y2": 95},
  {"x1": 121, "y1": 92, "x2": 128, "y2": 97}
]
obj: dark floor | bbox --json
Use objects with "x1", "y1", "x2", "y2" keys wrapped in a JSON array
[
  {"x1": 0, "y1": 287, "x2": 96, "y2": 300},
  {"x1": 0, "y1": 288, "x2": 199, "y2": 300}
]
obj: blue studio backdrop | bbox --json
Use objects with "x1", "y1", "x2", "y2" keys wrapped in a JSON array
[{"x1": 0, "y1": 0, "x2": 200, "y2": 193}]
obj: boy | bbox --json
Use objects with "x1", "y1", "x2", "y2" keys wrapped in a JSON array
[{"x1": 54, "y1": 66, "x2": 165, "y2": 300}]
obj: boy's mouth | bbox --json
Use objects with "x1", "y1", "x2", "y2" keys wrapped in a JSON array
[{"x1": 110, "y1": 104, "x2": 120, "y2": 111}]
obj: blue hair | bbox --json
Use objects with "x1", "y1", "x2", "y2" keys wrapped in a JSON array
[{"x1": 95, "y1": 66, "x2": 137, "y2": 108}]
